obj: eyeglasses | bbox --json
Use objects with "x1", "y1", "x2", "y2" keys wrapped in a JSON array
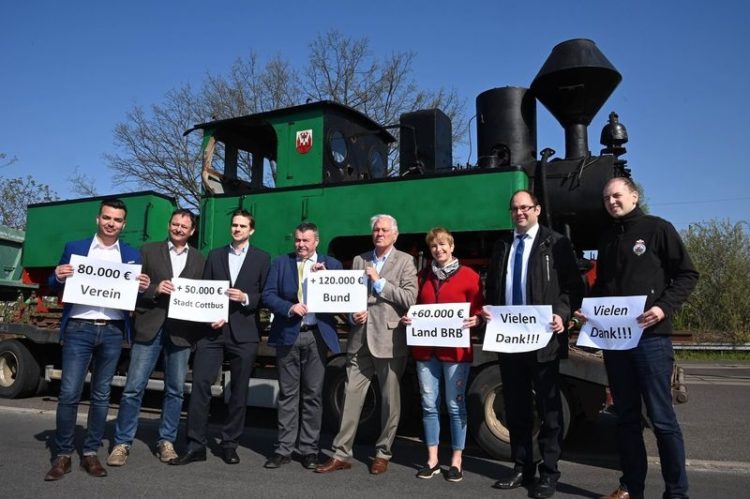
[{"x1": 509, "y1": 205, "x2": 537, "y2": 213}]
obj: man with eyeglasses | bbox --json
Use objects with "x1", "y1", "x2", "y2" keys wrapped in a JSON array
[{"x1": 483, "y1": 190, "x2": 582, "y2": 499}]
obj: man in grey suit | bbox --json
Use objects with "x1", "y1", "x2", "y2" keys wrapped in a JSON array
[
  {"x1": 107, "y1": 209, "x2": 206, "y2": 466},
  {"x1": 316, "y1": 214, "x2": 417, "y2": 475}
]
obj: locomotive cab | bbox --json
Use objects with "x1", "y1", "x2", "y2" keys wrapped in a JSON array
[{"x1": 187, "y1": 101, "x2": 396, "y2": 196}]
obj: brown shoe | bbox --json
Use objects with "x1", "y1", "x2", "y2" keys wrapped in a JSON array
[
  {"x1": 369, "y1": 457, "x2": 389, "y2": 475},
  {"x1": 80, "y1": 455, "x2": 108, "y2": 477},
  {"x1": 44, "y1": 456, "x2": 72, "y2": 481},
  {"x1": 600, "y1": 486, "x2": 643, "y2": 499},
  {"x1": 315, "y1": 457, "x2": 352, "y2": 473}
]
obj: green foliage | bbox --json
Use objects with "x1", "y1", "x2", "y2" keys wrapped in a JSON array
[
  {"x1": 0, "y1": 176, "x2": 58, "y2": 229},
  {"x1": 674, "y1": 219, "x2": 750, "y2": 342}
]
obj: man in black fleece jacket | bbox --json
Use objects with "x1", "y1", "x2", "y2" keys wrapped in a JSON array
[{"x1": 584, "y1": 177, "x2": 698, "y2": 499}]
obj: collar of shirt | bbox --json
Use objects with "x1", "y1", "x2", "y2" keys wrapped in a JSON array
[
  {"x1": 513, "y1": 223, "x2": 540, "y2": 244},
  {"x1": 89, "y1": 235, "x2": 121, "y2": 252},
  {"x1": 168, "y1": 240, "x2": 189, "y2": 255},
  {"x1": 229, "y1": 243, "x2": 248, "y2": 256},
  {"x1": 372, "y1": 247, "x2": 393, "y2": 263},
  {"x1": 297, "y1": 252, "x2": 318, "y2": 263}
]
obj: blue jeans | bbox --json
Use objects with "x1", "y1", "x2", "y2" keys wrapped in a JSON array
[
  {"x1": 114, "y1": 329, "x2": 191, "y2": 446},
  {"x1": 54, "y1": 319, "x2": 124, "y2": 456},
  {"x1": 416, "y1": 356, "x2": 470, "y2": 450},
  {"x1": 604, "y1": 335, "x2": 689, "y2": 499}
]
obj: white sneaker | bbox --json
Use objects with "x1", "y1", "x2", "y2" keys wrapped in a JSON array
[
  {"x1": 106, "y1": 444, "x2": 129, "y2": 466},
  {"x1": 157, "y1": 441, "x2": 178, "y2": 463}
]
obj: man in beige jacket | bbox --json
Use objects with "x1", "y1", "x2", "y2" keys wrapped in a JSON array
[{"x1": 316, "y1": 214, "x2": 417, "y2": 476}]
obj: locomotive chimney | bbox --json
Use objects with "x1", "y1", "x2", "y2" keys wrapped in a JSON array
[{"x1": 530, "y1": 39, "x2": 621, "y2": 159}]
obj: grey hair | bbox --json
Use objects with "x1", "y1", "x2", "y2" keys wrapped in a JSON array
[{"x1": 370, "y1": 214, "x2": 398, "y2": 232}]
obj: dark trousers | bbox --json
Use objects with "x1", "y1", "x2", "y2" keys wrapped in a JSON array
[
  {"x1": 604, "y1": 335, "x2": 688, "y2": 499},
  {"x1": 274, "y1": 329, "x2": 327, "y2": 456},
  {"x1": 186, "y1": 334, "x2": 258, "y2": 450},
  {"x1": 499, "y1": 352, "x2": 563, "y2": 480}
]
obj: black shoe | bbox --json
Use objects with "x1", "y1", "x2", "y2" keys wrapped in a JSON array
[
  {"x1": 301, "y1": 454, "x2": 318, "y2": 470},
  {"x1": 446, "y1": 466, "x2": 463, "y2": 482},
  {"x1": 264, "y1": 453, "x2": 291, "y2": 469},
  {"x1": 493, "y1": 470, "x2": 534, "y2": 489},
  {"x1": 168, "y1": 448, "x2": 207, "y2": 466},
  {"x1": 532, "y1": 476, "x2": 557, "y2": 498},
  {"x1": 222, "y1": 448, "x2": 240, "y2": 465},
  {"x1": 416, "y1": 463, "x2": 441, "y2": 479}
]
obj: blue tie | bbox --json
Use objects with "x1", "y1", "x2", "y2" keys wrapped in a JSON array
[{"x1": 512, "y1": 235, "x2": 525, "y2": 305}]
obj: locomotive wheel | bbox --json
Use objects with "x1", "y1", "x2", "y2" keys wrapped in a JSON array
[
  {"x1": 0, "y1": 340, "x2": 42, "y2": 399},
  {"x1": 467, "y1": 364, "x2": 571, "y2": 460},
  {"x1": 321, "y1": 355, "x2": 382, "y2": 443}
]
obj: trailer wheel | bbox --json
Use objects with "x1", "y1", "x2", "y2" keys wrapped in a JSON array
[
  {"x1": 0, "y1": 340, "x2": 42, "y2": 399},
  {"x1": 321, "y1": 356, "x2": 381, "y2": 443},
  {"x1": 467, "y1": 364, "x2": 570, "y2": 460}
]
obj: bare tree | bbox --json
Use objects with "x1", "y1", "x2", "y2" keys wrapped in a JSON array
[
  {"x1": 68, "y1": 167, "x2": 99, "y2": 197},
  {"x1": 108, "y1": 30, "x2": 467, "y2": 208},
  {"x1": 0, "y1": 152, "x2": 18, "y2": 168},
  {"x1": 107, "y1": 85, "x2": 205, "y2": 210},
  {"x1": 0, "y1": 176, "x2": 57, "y2": 229}
]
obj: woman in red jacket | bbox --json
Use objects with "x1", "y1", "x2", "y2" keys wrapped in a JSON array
[{"x1": 405, "y1": 227, "x2": 484, "y2": 482}]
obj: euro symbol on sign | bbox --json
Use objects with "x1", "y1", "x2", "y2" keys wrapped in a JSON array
[
  {"x1": 217, "y1": 287, "x2": 224, "y2": 295},
  {"x1": 457, "y1": 309, "x2": 464, "y2": 318},
  {"x1": 124, "y1": 271, "x2": 132, "y2": 280},
  {"x1": 358, "y1": 276, "x2": 366, "y2": 284}
]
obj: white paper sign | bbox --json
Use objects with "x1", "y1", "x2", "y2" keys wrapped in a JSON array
[
  {"x1": 168, "y1": 277, "x2": 230, "y2": 323},
  {"x1": 405, "y1": 302, "x2": 471, "y2": 348},
  {"x1": 576, "y1": 295, "x2": 647, "y2": 350},
  {"x1": 305, "y1": 269, "x2": 368, "y2": 313},
  {"x1": 63, "y1": 255, "x2": 142, "y2": 311},
  {"x1": 482, "y1": 305, "x2": 554, "y2": 353}
]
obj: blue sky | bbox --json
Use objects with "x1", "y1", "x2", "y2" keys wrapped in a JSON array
[{"x1": 3, "y1": 1, "x2": 748, "y2": 230}]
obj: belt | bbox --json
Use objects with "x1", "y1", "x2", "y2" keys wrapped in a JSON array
[
  {"x1": 71, "y1": 318, "x2": 124, "y2": 326},
  {"x1": 300, "y1": 324, "x2": 318, "y2": 332}
]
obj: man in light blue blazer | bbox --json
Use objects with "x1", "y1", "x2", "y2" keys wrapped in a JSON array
[{"x1": 262, "y1": 222, "x2": 342, "y2": 470}]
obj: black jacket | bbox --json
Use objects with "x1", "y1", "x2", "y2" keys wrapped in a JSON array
[
  {"x1": 592, "y1": 207, "x2": 698, "y2": 336},
  {"x1": 486, "y1": 225, "x2": 583, "y2": 362}
]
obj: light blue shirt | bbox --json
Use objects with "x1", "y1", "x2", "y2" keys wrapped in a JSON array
[
  {"x1": 371, "y1": 248, "x2": 393, "y2": 294},
  {"x1": 228, "y1": 243, "x2": 250, "y2": 306}
]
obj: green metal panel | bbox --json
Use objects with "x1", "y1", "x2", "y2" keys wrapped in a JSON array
[
  {"x1": 270, "y1": 112, "x2": 324, "y2": 189},
  {"x1": 22, "y1": 192, "x2": 177, "y2": 268},
  {"x1": 0, "y1": 225, "x2": 25, "y2": 281},
  {"x1": 199, "y1": 169, "x2": 527, "y2": 258}
]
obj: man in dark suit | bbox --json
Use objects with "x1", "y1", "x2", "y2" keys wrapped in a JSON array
[
  {"x1": 262, "y1": 222, "x2": 342, "y2": 470},
  {"x1": 483, "y1": 190, "x2": 583, "y2": 499},
  {"x1": 44, "y1": 198, "x2": 149, "y2": 481},
  {"x1": 316, "y1": 214, "x2": 417, "y2": 475},
  {"x1": 170, "y1": 208, "x2": 270, "y2": 466},
  {"x1": 107, "y1": 209, "x2": 206, "y2": 467}
]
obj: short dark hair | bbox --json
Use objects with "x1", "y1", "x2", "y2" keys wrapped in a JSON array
[
  {"x1": 508, "y1": 189, "x2": 539, "y2": 209},
  {"x1": 296, "y1": 222, "x2": 319, "y2": 240},
  {"x1": 100, "y1": 198, "x2": 127, "y2": 217},
  {"x1": 230, "y1": 208, "x2": 255, "y2": 229},
  {"x1": 170, "y1": 208, "x2": 197, "y2": 229}
]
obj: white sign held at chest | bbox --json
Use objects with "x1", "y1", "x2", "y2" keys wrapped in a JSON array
[
  {"x1": 168, "y1": 277, "x2": 230, "y2": 323},
  {"x1": 63, "y1": 254, "x2": 142, "y2": 311},
  {"x1": 406, "y1": 302, "x2": 471, "y2": 348},
  {"x1": 482, "y1": 305, "x2": 554, "y2": 353},
  {"x1": 576, "y1": 295, "x2": 647, "y2": 350},
  {"x1": 305, "y1": 269, "x2": 368, "y2": 313}
]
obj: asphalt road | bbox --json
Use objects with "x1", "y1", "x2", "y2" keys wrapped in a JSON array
[{"x1": 1, "y1": 361, "x2": 748, "y2": 498}]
